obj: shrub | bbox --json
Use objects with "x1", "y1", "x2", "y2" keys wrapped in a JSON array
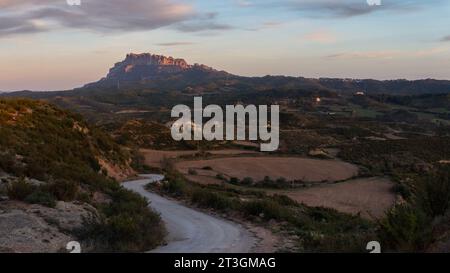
[
  {"x1": 49, "y1": 179, "x2": 79, "y2": 201},
  {"x1": 242, "y1": 200, "x2": 287, "y2": 221},
  {"x1": 78, "y1": 188, "x2": 166, "y2": 252},
  {"x1": 162, "y1": 175, "x2": 186, "y2": 196},
  {"x1": 272, "y1": 194, "x2": 298, "y2": 206},
  {"x1": 416, "y1": 167, "x2": 450, "y2": 217},
  {"x1": 229, "y1": 177, "x2": 239, "y2": 185},
  {"x1": 191, "y1": 189, "x2": 234, "y2": 211},
  {"x1": 7, "y1": 178, "x2": 35, "y2": 200},
  {"x1": 392, "y1": 182, "x2": 411, "y2": 199},
  {"x1": 241, "y1": 177, "x2": 254, "y2": 186},
  {"x1": 79, "y1": 212, "x2": 165, "y2": 252},
  {"x1": 257, "y1": 177, "x2": 292, "y2": 189},
  {"x1": 378, "y1": 204, "x2": 431, "y2": 251},
  {"x1": 25, "y1": 190, "x2": 56, "y2": 208}
]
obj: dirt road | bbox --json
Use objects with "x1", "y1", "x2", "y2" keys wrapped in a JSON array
[{"x1": 123, "y1": 175, "x2": 256, "y2": 253}]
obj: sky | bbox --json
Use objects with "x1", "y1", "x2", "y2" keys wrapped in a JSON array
[{"x1": 0, "y1": 0, "x2": 450, "y2": 91}]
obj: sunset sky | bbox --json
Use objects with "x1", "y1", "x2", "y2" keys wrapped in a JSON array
[{"x1": 1, "y1": 0, "x2": 450, "y2": 91}]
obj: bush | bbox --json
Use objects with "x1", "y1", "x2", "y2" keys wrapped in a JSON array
[
  {"x1": 417, "y1": 167, "x2": 450, "y2": 217},
  {"x1": 272, "y1": 194, "x2": 298, "y2": 206},
  {"x1": 229, "y1": 177, "x2": 239, "y2": 185},
  {"x1": 378, "y1": 204, "x2": 431, "y2": 251},
  {"x1": 25, "y1": 190, "x2": 56, "y2": 208},
  {"x1": 257, "y1": 177, "x2": 292, "y2": 189},
  {"x1": 191, "y1": 189, "x2": 234, "y2": 211},
  {"x1": 162, "y1": 175, "x2": 186, "y2": 196},
  {"x1": 79, "y1": 188, "x2": 166, "y2": 252},
  {"x1": 49, "y1": 179, "x2": 79, "y2": 201},
  {"x1": 241, "y1": 177, "x2": 254, "y2": 186},
  {"x1": 392, "y1": 182, "x2": 411, "y2": 199},
  {"x1": 7, "y1": 178, "x2": 35, "y2": 200},
  {"x1": 0, "y1": 152, "x2": 23, "y2": 176},
  {"x1": 242, "y1": 200, "x2": 288, "y2": 221}
]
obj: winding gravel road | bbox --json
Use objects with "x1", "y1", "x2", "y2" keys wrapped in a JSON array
[{"x1": 123, "y1": 175, "x2": 256, "y2": 253}]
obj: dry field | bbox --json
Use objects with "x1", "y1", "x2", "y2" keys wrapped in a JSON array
[
  {"x1": 280, "y1": 177, "x2": 396, "y2": 219},
  {"x1": 140, "y1": 149, "x2": 259, "y2": 168},
  {"x1": 175, "y1": 157, "x2": 359, "y2": 182},
  {"x1": 146, "y1": 149, "x2": 394, "y2": 219},
  {"x1": 140, "y1": 149, "x2": 198, "y2": 168}
]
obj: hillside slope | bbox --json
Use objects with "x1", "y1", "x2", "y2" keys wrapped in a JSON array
[{"x1": 0, "y1": 99, "x2": 165, "y2": 252}]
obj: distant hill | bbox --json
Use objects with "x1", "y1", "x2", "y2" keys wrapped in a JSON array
[
  {"x1": 77, "y1": 52, "x2": 450, "y2": 95},
  {"x1": 2, "y1": 52, "x2": 450, "y2": 123},
  {"x1": 317, "y1": 78, "x2": 450, "y2": 95},
  {"x1": 3, "y1": 52, "x2": 450, "y2": 96}
]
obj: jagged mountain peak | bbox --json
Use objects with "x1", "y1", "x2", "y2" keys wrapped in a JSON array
[
  {"x1": 83, "y1": 52, "x2": 230, "y2": 88},
  {"x1": 123, "y1": 53, "x2": 191, "y2": 69},
  {"x1": 105, "y1": 53, "x2": 216, "y2": 80}
]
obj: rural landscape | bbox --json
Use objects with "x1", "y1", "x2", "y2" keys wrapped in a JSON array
[{"x1": 0, "y1": 0, "x2": 450, "y2": 255}]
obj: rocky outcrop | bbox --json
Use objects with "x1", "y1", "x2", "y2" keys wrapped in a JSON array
[
  {"x1": 84, "y1": 52, "x2": 228, "y2": 88},
  {"x1": 0, "y1": 201, "x2": 98, "y2": 253},
  {"x1": 106, "y1": 53, "x2": 214, "y2": 80},
  {"x1": 97, "y1": 157, "x2": 136, "y2": 182},
  {"x1": 123, "y1": 53, "x2": 191, "y2": 69}
]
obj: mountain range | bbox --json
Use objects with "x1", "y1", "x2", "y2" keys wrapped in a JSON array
[
  {"x1": 4, "y1": 52, "x2": 450, "y2": 96},
  {"x1": 85, "y1": 53, "x2": 450, "y2": 95},
  {"x1": 2, "y1": 52, "x2": 450, "y2": 123}
]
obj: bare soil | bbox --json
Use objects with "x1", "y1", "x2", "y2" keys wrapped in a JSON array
[
  {"x1": 279, "y1": 177, "x2": 396, "y2": 219},
  {"x1": 140, "y1": 149, "x2": 259, "y2": 168},
  {"x1": 176, "y1": 157, "x2": 359, "y2": 182}
]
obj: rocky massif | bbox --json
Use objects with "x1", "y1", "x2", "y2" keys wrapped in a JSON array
[{"x1": 88, "y1": 53, "x2": 225, "y2": 87}]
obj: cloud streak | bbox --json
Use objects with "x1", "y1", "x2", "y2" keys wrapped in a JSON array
[
  {"x1": 0, "y1": 0, "x2": 230, "y2": 37},
  {"x1": 241, "y1": 0, "x2": 445, "y2": 18},
  {"x1": 0, "y1": 16, "x2": 47, "y2": 37},
  {"x1": 173, "y1": 12, "x2": 233, "y2": 32},
  {"x1": 441, "y1": 35, "x2": 450, "y2": 42},
  {"x1": 327, "y1": 51, "x2": 397, "y2": 59}
]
